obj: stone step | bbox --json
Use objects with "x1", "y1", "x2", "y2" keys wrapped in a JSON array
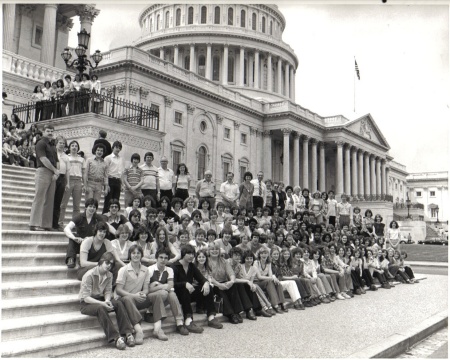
[
  {"x1": 2, "y1": 164, "x2": 37, "y2": 174},
  {"x1": 2, "y1": 240, "x2": 68, "y2": 254},
  {"x1": 2, "y1": 279, "x2": 81, "y2": 299},
  {"x1": 2, "y1": 211, "x2": 74, "y2": 222},
  {"x1": 2, "y1": 184, "x2": 35, "y2": 194},
  {"x1": 2, "y1": 174, "x2": 37, "y2": 183},
  {"x1": 2, "y1": 294, "x2": 80, "y2": 320},
  {"x1": 2, "y1": 252, "x2": 66, "y2": 267},
  {"x1": 2, "y1": 178, "x2": 36, "y2": 188},
  {"x1": 2, "y1": 230, "x2": 70, "y2": 242},
  {"x1": 1, "y1": 311, "x2": 100, "y2": 342},
  {"x1": 2, "y1": 193, "x2": 114, "y2": 208},
  {"x1": 1, "y1": 312, "x2": 225, "y2": 358},
  {"x1": 2, "y1": 266, "x2": 78, "y2": 282},
  {"x1": 2, "y1": 221, "x2": 67, "y2": 231}
]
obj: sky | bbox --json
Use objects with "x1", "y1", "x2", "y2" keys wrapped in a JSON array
[{"x1": 68, "y1": 1, "x2": 449, "y2": 174}]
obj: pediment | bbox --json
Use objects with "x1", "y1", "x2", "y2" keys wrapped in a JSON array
[{"x1": 344, "y1": 114, "x2": 390, "y2": 149}]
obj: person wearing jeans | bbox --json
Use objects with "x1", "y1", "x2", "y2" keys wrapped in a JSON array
[{"x1": 85, "y1": 144, "x2": 109, "y2": 203}]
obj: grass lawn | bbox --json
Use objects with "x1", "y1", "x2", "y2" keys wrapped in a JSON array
[{"x1": 403, "y1": 244, "x2": 448, "y2": 262}]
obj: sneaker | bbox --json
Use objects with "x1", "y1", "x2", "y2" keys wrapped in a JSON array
[
  {"x1": 342, "y1": 292, "x2": 351, "y2": 299},
  {"x1": 154, "y1": 329, "x2": 169, "y2": 341},
  {"x1": 115, "y1": 337, "x2": 126, "y2": 350},
  {"x1": 126, "y1": 334, "x2": 135, "y2": 347},
  {"x1": 336, "y1": 293, "x2": 345, "y2": 300},
  {"x1": 208, "y1": 318, "x2": 223, "y2": 329},
  {"x1": 346, "y1": 291, "x2": 354, "y2": 298},
  {"x1": 176, "y1": 325, "x2": 189, "y2": 336},
  {"x1": 186, "y1": 322, "x2": 204, "y2": 333},
  {"x1": 135, "y1": 331, "x2": 144, "y2": 345},
  {"x1": 360, "y1": 287, "x2": 366, "y2": 294},
  {"x1": 67, "y1": 258, "x2": 75, "y2": 269}
]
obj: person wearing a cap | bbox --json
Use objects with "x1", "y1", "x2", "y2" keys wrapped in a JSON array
[
  {"x1": 85, "y1": 143, "x2": 109, "y2": 203},
  {"x1": 195, "y1": 170, "x2": 216, "y2": 210},
  {"x1": 157, "y1": 156, "x2": 174, "y2": 204}
]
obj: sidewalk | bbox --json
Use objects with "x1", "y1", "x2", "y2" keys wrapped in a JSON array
[{"x1": 408, "y1": 261, "x2": 448, "y2": 267}]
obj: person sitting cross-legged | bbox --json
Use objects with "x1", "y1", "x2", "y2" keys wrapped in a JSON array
[
  {"x1": 79, "y1": 252, "x2": 134, "y2": 350},
  {"x1": 146, "y1": 248, "x2": 190, "y2": 340},
  {"x1": 172, "y1": 244, "x2": 223, "y2": 332}
]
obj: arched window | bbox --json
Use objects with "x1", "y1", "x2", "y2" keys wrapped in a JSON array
[
  {"x1": 270, "y1": 20, "x2": 273, "y2": 35},
  {"x1": 201, "y1": 6, "x2": 207, "y2": 24},
  {"x1": 198, "y1": 55, "x2": 206, "y2": 77},
  {"x1": 262, "y1": 16, "x2": 266, "y2": 33},
  {"x1": 198, "y1": 146, "x2": 207, "y2": 179},
  {"x1": 165, "y1": 11, "x2": 170, "y2": 29},
  {"x1": 156, "y1": 14, "x2": 160, "y2": 30},
  {"x1": 184, "y1": 56, "x2": 190, "y2": 70},
  {"x1": 176, "y1": 9, "x2": 181, "y2": 26},
  {"x1": 240, "y1": 10, "x2": 246, "y2": 27},
  {"x1": 244, "y1": 58, "x2": 248, "y2": 85},
  {"x1": 188, "y1": 6, "x2": 194, "y2": 24},
  {"x1": 228, "y1": 8, "x2": 233, "y2": 25},
  {"x1": 212, "y1": 55, "x2": 220, "y2": 81},
  {"x1": 252, "y1": 13, "x2": 256, "y2": 30},
  {"x1": 228, "y1": 56, "x2": 234, "y2": 83},
  {"x1": 214, "y1": 6, "x2": 220, "y2": 24}
]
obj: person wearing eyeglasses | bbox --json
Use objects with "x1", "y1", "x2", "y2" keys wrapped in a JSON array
[
  {"x1": 79, "y1": 252, "x2": 134, "y2": 350},
  {"x1": 104, "y1": 199, "x2": 133, "y2": 241}
]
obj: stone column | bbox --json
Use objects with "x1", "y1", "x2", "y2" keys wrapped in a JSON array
[
  {"x1": 254, "y1": 50, "x2": 260, "y2": 89},
  {"x1": 248, "y1": 52, "x2": 254, "y2": 86},
  {"x1": 319, "y1": 142, "x2": 326, "y2": 191},
  {"x1": 222, "y1": 44, "x2": 228, "y2": 85},
  {"x1": 376, "y1": 157, "x2": 382, "y2": 200},
  {"x1": 3, "y1": 4, "x2": 16, "y2": 52},
  {"x1": 159, "y1": 47, "x2": 165, "y2": 60},
  {"x1": 381, "y1": 160, "x2": 386, "y2": 199},
  {"x1": 234, "y1": 121, "x2": 241, "y2": 175},
  {"x1": 293, "y1": 133, "x2": 300, "y2": 187},
  {"x1": 239, "y1": 46, "x2": 245, "y2": 86},
  {"x1": 358, "y1": 150, "x2": 364, "y2": 199},
  {"x1": 302, "y1": 136, "x2": 309, "y2": 189},
  {"x1": 351, "y1": 147, "x2": 358, "y2": 199},
  {"x1": 205, "y1": 43, "x2": 212, "y2": 80},
  {"x1": 336, "y1": 141, "x2": 344, "y2": 198},
  {"x1": 189, "y1": 43, "x2": 195, "y2": 72},
  {"x1": 174, "y1": 45, "x2": 179, "y2": 66},
  {"x1": 284, "y1": 63, "x2": 290, "y2": 97},
  {"x1": 290, "y1": 66, "x2": 295, "y2": 101},
  {"x1": 311, "y1": 139, "x2": 318, "y2": 193},
  {"x1": 344, "y1": 144, "x2": 351, "y2": 196},
  {"x1": 364, "y1": 152, "x2": 371, "y2": 200},
  {"x1": 282, "y1": 128, "x2": 291, "y2": 185},
  {"x1": 370, "y1": 155, "x2": 376, "y2": 200},
  {"x1": 277, "y1": 57, "x2": 282, "y2": 94},
  {"x1": 386, "y1": 166, "x2": 390, "y2": 196},
  {"x1": 40, "y1": 4, "x2": 58, "y2": 65},
  {"x1": 75, "y1": 5, "x2": 100, "y2": 58},
  {"x1": 263, "y1": 131, "x2": 272, "y2": 178},
  {"x1": 267, "y1": 53, "x2": 272, "y2": 91}
]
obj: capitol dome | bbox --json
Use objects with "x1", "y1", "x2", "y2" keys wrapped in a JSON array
[{"x1": 133, "y1": 4, "x2": 298, "y2": 102}]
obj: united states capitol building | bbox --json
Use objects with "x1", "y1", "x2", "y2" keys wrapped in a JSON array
[{"x1": 2, "y1": 3, "x2": 448, "y2": 225}]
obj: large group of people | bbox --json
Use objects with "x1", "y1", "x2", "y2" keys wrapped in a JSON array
[{"x1": 36, "y1": 129, "x2": 417, "y2": 350}]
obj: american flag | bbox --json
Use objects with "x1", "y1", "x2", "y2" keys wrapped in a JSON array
[{"x1": 355, "y1": 60, "x2": 360, "y2": 80}]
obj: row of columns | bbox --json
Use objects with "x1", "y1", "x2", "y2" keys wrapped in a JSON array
[
  {"x1": 265, "y1": 129, "x2": 390, "y2": 200},
  {"x1": 158, "y1": 44, "x2": 295, "y2": 100}
]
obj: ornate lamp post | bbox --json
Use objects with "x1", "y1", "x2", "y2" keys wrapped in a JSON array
[
  {"x1": 406, "y1": 197, "x2": 411, "y2": 220},
  {"x1": 61, "y1": 28, "x2": 102, "y2": 77},
  {"x1": 436, "y1": 205, "x2": 440, "y2": 224}
]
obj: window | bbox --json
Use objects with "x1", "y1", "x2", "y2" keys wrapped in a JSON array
[
  {"x1": 239, "y1": 158, "x2": 249, "y2": 182},
  {"x1": 184, "y1": 55, "x2": 190, "y2": 70},
  {"x1": 174, "y1": 111, "x2": 182, "y2": 125},
  {"x1": 228, "y1": 8, "x2": 233, "y2": 25},
  {"x1": 241, "y1": 133, "x2": 247, "y2": 145},
  {"x1": 156, "y1": 14, "x2": 160, "y2": 30},
  {"x1": 262, "y1": 16, "x2": 266, "y2": 33},
  {"x1": 33, "y1": 25, "x2": 43, "y2": 47},
  {"x1": 430, "y1": 191, "x2": 436, "y2": 197},
  {"x1": 214, "y1": 6, "x2": 220, "y2": 24},
  {"x1": 252, "y1": 13, "x2": 256, "y2": 30},
  {"x1": 240, "y1": 166, "x2": 247, "y2": 182},
  {"x1": 165, "y1": 11, "x2": 170, "y2": 28},
  {"x1": 240, "y1": 10, "x2": 246, "y2": 27},
  {"x1": 228, "y1": 56, "x2": 234, "y2": 83},
  {"x1": 431, "y1": 208, "x2": 438, "y2": 218},
  {"x1": 395, "y1": 183, "x2": 398, "y2": 190},
  {"x1": 188, "y1": 7, "x2": 194, "y2": 24},
  {"x1": 198, "y1": 146, "x2": 206, "y2": 179},
  {"x1": 416, "y1": 191, "x2": 422, "y2": 197},
  {"x1": 176, "y1": 9, "x2": 181, "y2": 26},
  {"x1": 201, "y1": 6, "x2": 207, "y2": 24},
  {"x1": 198, "y1": 55, "x2": 206, "y2": 77},
  {"x1": 200, "y1": 121, "x2": 207, "y2": 133},
  {"x1": 212, "y1": 55, "x2": 220, "y2": 81},
  {"x1": 173, "y1": 150, "x2": 181, "y2": 171},
  {"x1": 224, "y1": 127, "x2": 231, "y2": 139},
  {"x1": 223, "y1": 162, "x2": 231, "y2": 181}
]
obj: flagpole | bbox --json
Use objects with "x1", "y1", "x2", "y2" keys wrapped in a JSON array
[{"x1": 353, "y1": 56, "x2": 356, "y2": 113}]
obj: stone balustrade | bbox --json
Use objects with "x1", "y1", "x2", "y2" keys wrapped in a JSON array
[{"x1": 3, "y1": 50, "x2": 75, "y2": 83}]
